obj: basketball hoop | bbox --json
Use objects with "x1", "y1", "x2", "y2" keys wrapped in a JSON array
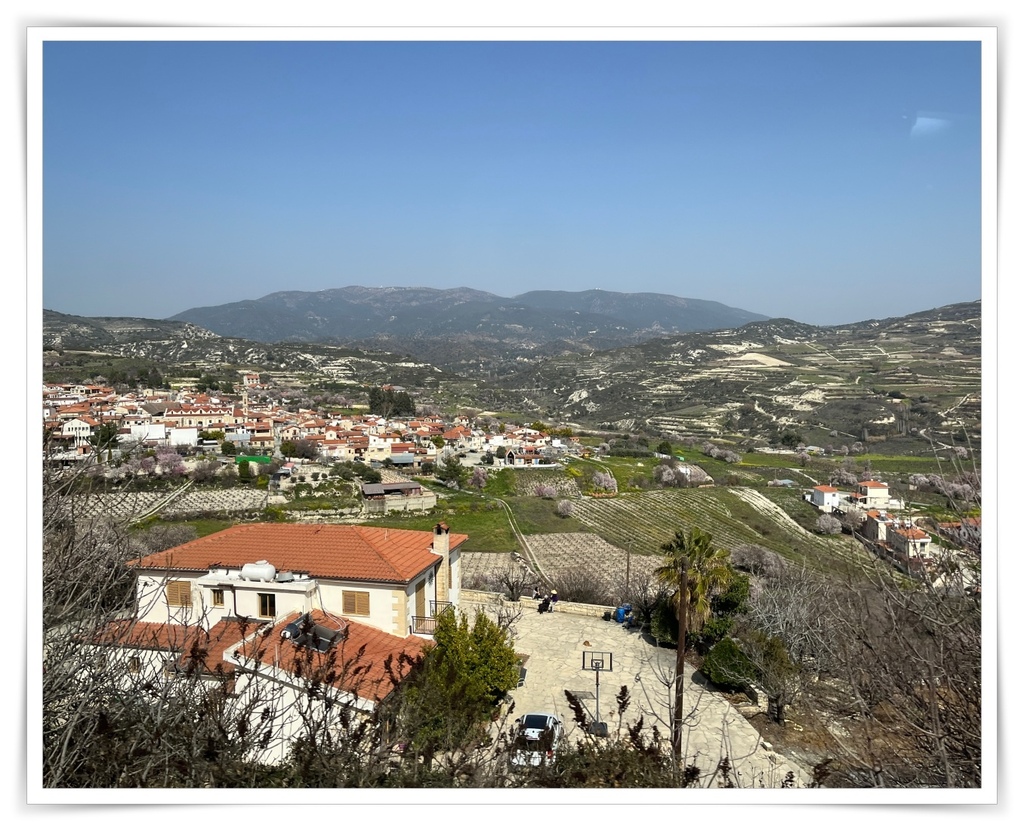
[{"x1": 581, "y1": 651, "x2": 613, "y2": 736}]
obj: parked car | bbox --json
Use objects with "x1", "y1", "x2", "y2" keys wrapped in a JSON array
[{"x1": 510, "y1": 712, "x2": 564, "y2": 767}]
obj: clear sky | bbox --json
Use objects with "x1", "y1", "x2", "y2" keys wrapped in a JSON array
[{"x1": 41, "y1": 37, "x2": 982, "y2": 326}]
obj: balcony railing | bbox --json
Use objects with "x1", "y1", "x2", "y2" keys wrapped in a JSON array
[
  {"x1": 411, "y1": 603, "x2": 455, "y2": 636},
  {"x1": 410, "y1": 616, "x2": 437, "y2": 635}
]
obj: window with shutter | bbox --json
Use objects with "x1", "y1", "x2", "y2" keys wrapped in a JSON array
[
  {"x1": 342, "y1": 591, "x2": 370, "y2": 616},
  {"x1": 211, "y1": 589, "x2": 224, "y2": 607},
  {"x1": 166, "y1": 580, "x2": 192, "y2": 607}
]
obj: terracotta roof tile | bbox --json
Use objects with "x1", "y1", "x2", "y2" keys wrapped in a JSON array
[
  {"x1": 240, "y1": 611, "x2": 424, "y2": 701},
  {"x1": 131, "y1": 523, "x2": 467, "y2": 584},
  {"x1": 892, "y1": 526, "x2": 930, "y2": 540},
  {"x1": 89, "y1": 617, "x2": 258, "y2": 675}
]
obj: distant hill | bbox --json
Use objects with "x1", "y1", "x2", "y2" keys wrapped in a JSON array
[
  {"x1": 41, "y1": 309, "x2": 447, "y2": 391},
  {"x1": 43, "y1": 310, "x2": 220, "y2": 352},
  {"x1": 168, "y1": 286, "x2": 770, "y2": 362},
  {"x1": 498, "y1": 300, "x2": 981, "y2": 450},
  {"x1": 43, "y1": 299, "x2": 980, "y2": 453}
]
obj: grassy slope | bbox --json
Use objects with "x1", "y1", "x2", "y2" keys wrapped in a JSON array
[{"x1": 140, "y1": 452, "x2": 964, "y2": 575}]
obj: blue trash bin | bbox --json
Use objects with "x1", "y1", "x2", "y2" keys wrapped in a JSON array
[{"x1": 614, "y1": 606, "x2": 625, "y2": 623}]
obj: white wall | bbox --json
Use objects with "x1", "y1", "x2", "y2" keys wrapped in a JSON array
[{"x1": 316, "y1": 580, "x2": 405, "y2": 636}]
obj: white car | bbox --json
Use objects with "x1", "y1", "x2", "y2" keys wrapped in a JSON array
[{"x1": 511, "y1": 712, "x2": 564, "y2": 767}]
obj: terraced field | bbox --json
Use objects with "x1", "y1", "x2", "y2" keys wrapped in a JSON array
[
  {"x1": 78, "y1": 485, "x2": 268, "y2": 523},
  {"x1": 571, "y1": 487, "x2": 874, "y2": 574},
  {"x1": 523, "y1": 532, "x2": 660, "y2": 597}
]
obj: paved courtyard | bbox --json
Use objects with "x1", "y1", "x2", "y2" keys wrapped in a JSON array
[{"x1": 467, "y1": 598, "x2": 809, "y2": 788}]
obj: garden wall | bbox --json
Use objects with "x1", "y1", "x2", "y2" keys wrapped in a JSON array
[{"x1": 459, "y1": 590, "x2": 613, "y2": 619}]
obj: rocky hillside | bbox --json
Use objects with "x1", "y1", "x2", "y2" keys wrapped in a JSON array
[
  {"x1": 43, "y1": 300, "x2": 981, "y2": 452},
  {"x1": 500, "y1": 301, "x2": 981, "y2": 451},
  {"x1": 42, "y1": 309, "x2": 446, "y2": 391}
]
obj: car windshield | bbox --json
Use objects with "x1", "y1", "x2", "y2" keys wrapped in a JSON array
[{"x1": 521, "y1": 714, "x2": 551, "y2": 730}]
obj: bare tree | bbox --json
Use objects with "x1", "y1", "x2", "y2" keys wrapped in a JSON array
[{"x1": 496, "y1": 562, "x2": 535, "y2": 602}]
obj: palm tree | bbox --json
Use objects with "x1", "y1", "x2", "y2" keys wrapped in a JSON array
[{"x1": 655, "y1": 526, "x2": 732, "y2": 758}]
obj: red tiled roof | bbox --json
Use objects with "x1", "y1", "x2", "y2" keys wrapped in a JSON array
[
  {"x1": 89, "y1": 617, "x2": 258, "y2": 675},
  {"x1": 859, "y1": 480, "x2": 888, "y2": 488},
  {"x1": 892, "y1": 526, "x2": 930, "y2": 540},
  {"x1": 131, "y1": 523, "x2": 467, "y2": 584},
  {"x1": 813, "y1": 485, "x2": 837, "y2": 492},
  {"x1": 240, "y1": 611, "x2": 424, "y2": 701}
]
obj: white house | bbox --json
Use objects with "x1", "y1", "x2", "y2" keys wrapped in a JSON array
[
  {"x1": 808, "y1": 484, "x2": 841, "y2": 510},
  {"x1": 89, "y1": 608, "x2": 425, "y2": 763},
  {"x1": 87, "y1": 522, "x2": 468, "y2": 763},
  {"x1": 129, "y1": 522, "x2": 466, "y2": 639},
  {"x1": 60, "y1": 416, "x2": 97, "y2": 447},
  {"x1": 853, "y1": 480, "x2": 890, "y2": 509}
]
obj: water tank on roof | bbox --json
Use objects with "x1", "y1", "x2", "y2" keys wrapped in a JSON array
[{"x1": 241, "y1": 560, "x2": 277, "y2": 582}]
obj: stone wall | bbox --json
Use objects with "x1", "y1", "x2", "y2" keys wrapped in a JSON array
[
  {"x1": 361, "y1": 493, "x2": 439, "y2": 514},
  {"x1": 459, "y1": 590, "x2": 613, "y2": 619}
]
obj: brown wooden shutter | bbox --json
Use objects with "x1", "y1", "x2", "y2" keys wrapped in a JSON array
[
  {"x1": 343, "y1": 591, "x2": 370, "y2": 616},
  {"x1": 166, "y1": 581, "x2": 192, "y2": 607}
]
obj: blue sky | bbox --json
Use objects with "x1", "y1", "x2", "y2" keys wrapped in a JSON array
[{"x1": 42, "y1": 38, "x2": 982, "y2": 326}]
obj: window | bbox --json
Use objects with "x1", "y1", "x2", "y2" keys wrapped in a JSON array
[
  {"x1": 211, "y1": 589, "x2": 225, "y2": 607},
  {"x1": 166, "y1": 580, "x2": 192, "y2": 608},
  {"x1": 342, "y1": 590, "x2": 370, "y2": 616},
  {"x1": 258, "y1": 593, "x2": 276, "y2": 618},
  {"x1": 128, "y1": 656, "x2": 141, "y2": 675}
]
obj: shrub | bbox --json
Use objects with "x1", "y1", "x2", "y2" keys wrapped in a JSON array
[{"x1": 702, "y1": 638, "x2": 758, "y2": 692}]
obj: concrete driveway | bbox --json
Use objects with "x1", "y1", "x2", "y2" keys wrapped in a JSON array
[{"x1": 468, "y1": 598, "x2": 809, "y2": 789}]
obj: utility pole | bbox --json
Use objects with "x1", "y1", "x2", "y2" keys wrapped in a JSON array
[{"x1": 625, "y1": 539, "x2": 631, "y2": 597}]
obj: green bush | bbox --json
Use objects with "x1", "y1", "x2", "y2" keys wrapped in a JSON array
[
  {"x1": 649, "y1": 595, "x2": 679, "y2": 646},
  {"x1": 702, "y1": 638, "x2": 757, "y2": 692}
]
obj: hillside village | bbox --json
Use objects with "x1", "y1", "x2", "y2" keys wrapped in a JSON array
[
  {"x1": 43, "y1": 369, "x2": 980, "y2": 591},
  {"x1": 42, "y1": 366, "x2": 982, "y2": 788},
  {"x1": 44, "y1": 373, "x2": 571, "y2": 470}
]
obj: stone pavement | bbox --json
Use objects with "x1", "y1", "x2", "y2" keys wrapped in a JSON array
[{"x1": 468, "y1": 598, "x2": 809, "y2": 789}]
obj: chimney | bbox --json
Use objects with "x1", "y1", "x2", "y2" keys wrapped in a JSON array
[
  {"x1": 433, "y1": 522, "x2": 450, "y2": 558},
  {"x1": 433, "y1": 522, "x2": 452, "y2": 604}
]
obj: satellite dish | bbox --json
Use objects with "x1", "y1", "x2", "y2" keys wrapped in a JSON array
[{"x1": 282, "y1": 623, "x2": 301, "y2": 640}]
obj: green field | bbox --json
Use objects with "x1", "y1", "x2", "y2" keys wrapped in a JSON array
[{"x1": 136, "y1": 451, "x2": 957, "y2": 578}]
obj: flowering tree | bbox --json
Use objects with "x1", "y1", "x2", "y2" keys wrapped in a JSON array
[
  {"x1": 592, "y1": 472, "x2": 617, "y2": 492},
  {"x1": 469, "y1": 467, "x2": 488, "y2": 490},
  {"x1": 816, "y1": 514, "x2": 842, "y2": 535},
  {"x1": 556, "y1": 500, "x2": 574, "y2": 517},
  {"x1": 155, "y1": 450, "x2": 185, "y2": 479}
]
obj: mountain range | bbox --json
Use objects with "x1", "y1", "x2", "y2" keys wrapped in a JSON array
[
  {"x1": 43, "y1": 291, "x2": 981, "y2": 452},
  {"x1": 169, "y1": 286, "x2": 770, "y2": 369}
]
